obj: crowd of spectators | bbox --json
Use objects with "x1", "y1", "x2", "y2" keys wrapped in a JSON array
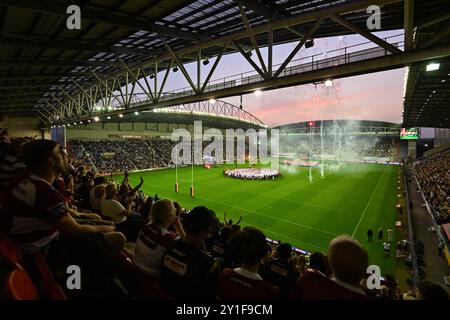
[
  {"x1": 0, "y1": 135, "x2": 447, "y2": 300},
  {"x1": 69, "y1": 139, "x2": 175, "y2": 174},
  {"x1": 413, "y1": 151, "x2": 450, "y2": 224},
  {"x1": 280, "y1": 136, "x2": 399, "y2": 160}
]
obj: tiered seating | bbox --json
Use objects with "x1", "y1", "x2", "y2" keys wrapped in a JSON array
[{"x1": 413, "y1": 151, "x2": 450, "y2": 224}]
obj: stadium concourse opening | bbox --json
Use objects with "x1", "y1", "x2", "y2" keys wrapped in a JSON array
[{"x1": 0, "y1": 0, "x2": 449, "y2": 303}]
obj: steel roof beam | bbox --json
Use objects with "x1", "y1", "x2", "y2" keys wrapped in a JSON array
[
  {"x1": 137, "y1": 0, "x2": 403, "y2": 68},
  {"x1": 0, "y1": 0, "x2": 208, "y2": 42},
  {"x1": 237, "y1": 0, "x2": 306, "y2": 37},
  {"x1": 0, "y1": 59, "x2": 122, "y2": 67}
]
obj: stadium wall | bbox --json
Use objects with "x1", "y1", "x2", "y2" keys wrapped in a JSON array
[
  {"x1": 66, "y1": 122, "x2": 223, "y2": 140},
  {"x1": 0, "y1": 116, "x2": 49, "y2": 138},
  {"x1": 66, "y1": 122, "x2": 196, "y2": 140},
  {"x1": 407, "y1": 140, "x2": 417, "y2": 159}
]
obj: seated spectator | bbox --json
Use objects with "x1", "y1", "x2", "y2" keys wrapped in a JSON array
[
  {"x1": 416, "y1": 281, "x2": 448, "y2": 300},
  {"x1": 210, "y1": 225, "x2": 232, "y2": 261},
  {"x1": 290, "y1": 235, "x2": 368, "y2": 300},
  {"x1": 160, "y1": 206, "x2": 219, "y2": 300},
  {"x1": 3, "y1": 139, "x2": 126, "y2": 298},
  {"x1": 117, "y1": 174, "x2": 144, "y2": 206},
  {"x1": 101, "y1": 183, "x2": 133, "y2": 224},
  {"x1": 295, "y1": 255, "x2": 308, "y2": 276},
  {"x1": 76, "y1": 174, "x2": 94, "y2": 209},
  {"x1": 89, "y1": 176, "x2": 107, "y2": 210},
  {"x1": 101, "y1": 183, "x2": 145, "y2": 242},
  {"x1": 133, "y1": 199, "x2": 185, "y2": 278},
  {"x1": 378, "y1": 285, "x2": 392, "y2": 300},
  {"x1": 309, "y1": 251, "x2": 331, "y2": 276},
  {"x1": 261, "y1": 242, "x2": 299, "y2": 298},
  {"x1": 204, "y1": 213, "x2": 220, "y2": 252},
  {"x1": 0, "y1": 138, "x2": 27, "y2": 192},
  {"x1": 139, "y1": 196, "x2": 154, "y2": 221},
  {"x1": 219, "y1": 227, "x2": 280, "y2": 300}
]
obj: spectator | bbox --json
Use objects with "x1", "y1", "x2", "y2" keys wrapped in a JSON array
[
  {"x1": 89, "y1": 176, "x2": 107, "y2": 210},
  {"x1": 101, "y1": 183, "x2": 145, "y2": 242},
  {"x1": 416, "y1": 281, "x2": 448, "y2": 300},
  {"x1": 309, "y1": 251, "x2": 331, "y2": 276},
  {"x1": 210, "y1": 225, "x2": 232, "y2": 263},
  {"x1": 133, "y1": 199, "x2": 185, "y2": 278},
  {"x1": 0, "y1": 138, "x2": 28, "y2": 192},
  {"x1": 160, "y1": 206, "x2": 219, "y2": 300},
  {"x1": 3, "y1": 139, "x2": 125, "y2": 297},
  {"x1": 290, "y1": 235, "x2": 368, "y2": 300},
  {"x1": 261, "y1": 242, "x2": 299, "y2": 298},
  {"x1": 139, "y1": 196, "x2": 154, "y2": 221},
  {"x1": 219, "y1": 227, "x2": 279, "y2": 300},
  {"x1": 101, "y1": 183, "x2": 133, "y2": 224}
]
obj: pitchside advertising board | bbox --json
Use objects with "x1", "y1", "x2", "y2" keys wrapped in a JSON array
[{"x1": 400, "y1": 128, "x2": 420, "y2": 140}]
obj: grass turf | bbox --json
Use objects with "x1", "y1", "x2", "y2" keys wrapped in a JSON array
[{"x1": 119, "y1": 162, "x2": 399, "y2": 276}]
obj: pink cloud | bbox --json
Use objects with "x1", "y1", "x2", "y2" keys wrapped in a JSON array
[{"x1": 240, "y1": 69, "x2": 405, "y2": 127}]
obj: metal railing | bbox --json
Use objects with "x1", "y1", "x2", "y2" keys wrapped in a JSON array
[{"x1": 404, "y1": 173, "x2": 420, "y2": 287}]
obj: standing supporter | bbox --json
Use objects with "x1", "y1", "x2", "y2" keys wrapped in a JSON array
[
  {"x1": 160, "y1": 206, "x2": 219, "y2": 300},
  {"x1": 133, "y1": 199, "x2": 185, "y2": 278},
  {"x1": 219, "y1": 227, "x2": 280, "y2": 300}
]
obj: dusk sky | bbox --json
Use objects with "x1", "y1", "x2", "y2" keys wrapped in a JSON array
[
  {"x1": 157, "y1": 30, "x2": 406, "y2": 127},
  {"x1": 224, "y1": 68, "x2": 405, "y2": 127}
]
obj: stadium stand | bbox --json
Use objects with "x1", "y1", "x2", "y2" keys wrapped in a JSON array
[
  {"x1": 69, "y1": 139, "x2": 175, "y2": 174},
  {"x1": 0, "y1": 135, "x2": 448, "y2": 300},
  {"x1": 412, "y1": 151, "x2": 450, "y2": 224}
]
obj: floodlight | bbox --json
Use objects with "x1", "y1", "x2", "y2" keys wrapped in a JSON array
[{"x1": 426, "y1": 63, "x2": 440, "y2": 72}]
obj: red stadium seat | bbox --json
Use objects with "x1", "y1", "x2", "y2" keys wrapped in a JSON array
[
  {"x1": 115, "y1": 250, "x2": 159, "y2": 299},
  {"x1": 32, "y1": 253, "x2": 55, "y2": 283},
  {"x1": 0, "y1": 239, "x2": 67, "y2": 299},
  {"x1": 32, "y1": 253, "x2": 67, "y2": 300},
  {"x1": 41, "y1": 281, "x2": 67, "y2": 300},
  {"x1": 0, "y1": 238, "x2": 24, "y2": 270},
  {"x1": 153, "y1": 281, "x2": 175, "y2": 300},
  {"x1": 4, "y1": 269, "x2": 39, "y2": 300}
]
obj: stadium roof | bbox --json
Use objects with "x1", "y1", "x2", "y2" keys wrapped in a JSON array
[
  {"x1": 403, "y1": 11, "x2": 450, "y2": 129},
  {"x1": 74, "y1": 99, "x2": 267, "y2": 130},
  {"x1": 1, "y1": 0, "x2": 450, "y2": 128}
]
